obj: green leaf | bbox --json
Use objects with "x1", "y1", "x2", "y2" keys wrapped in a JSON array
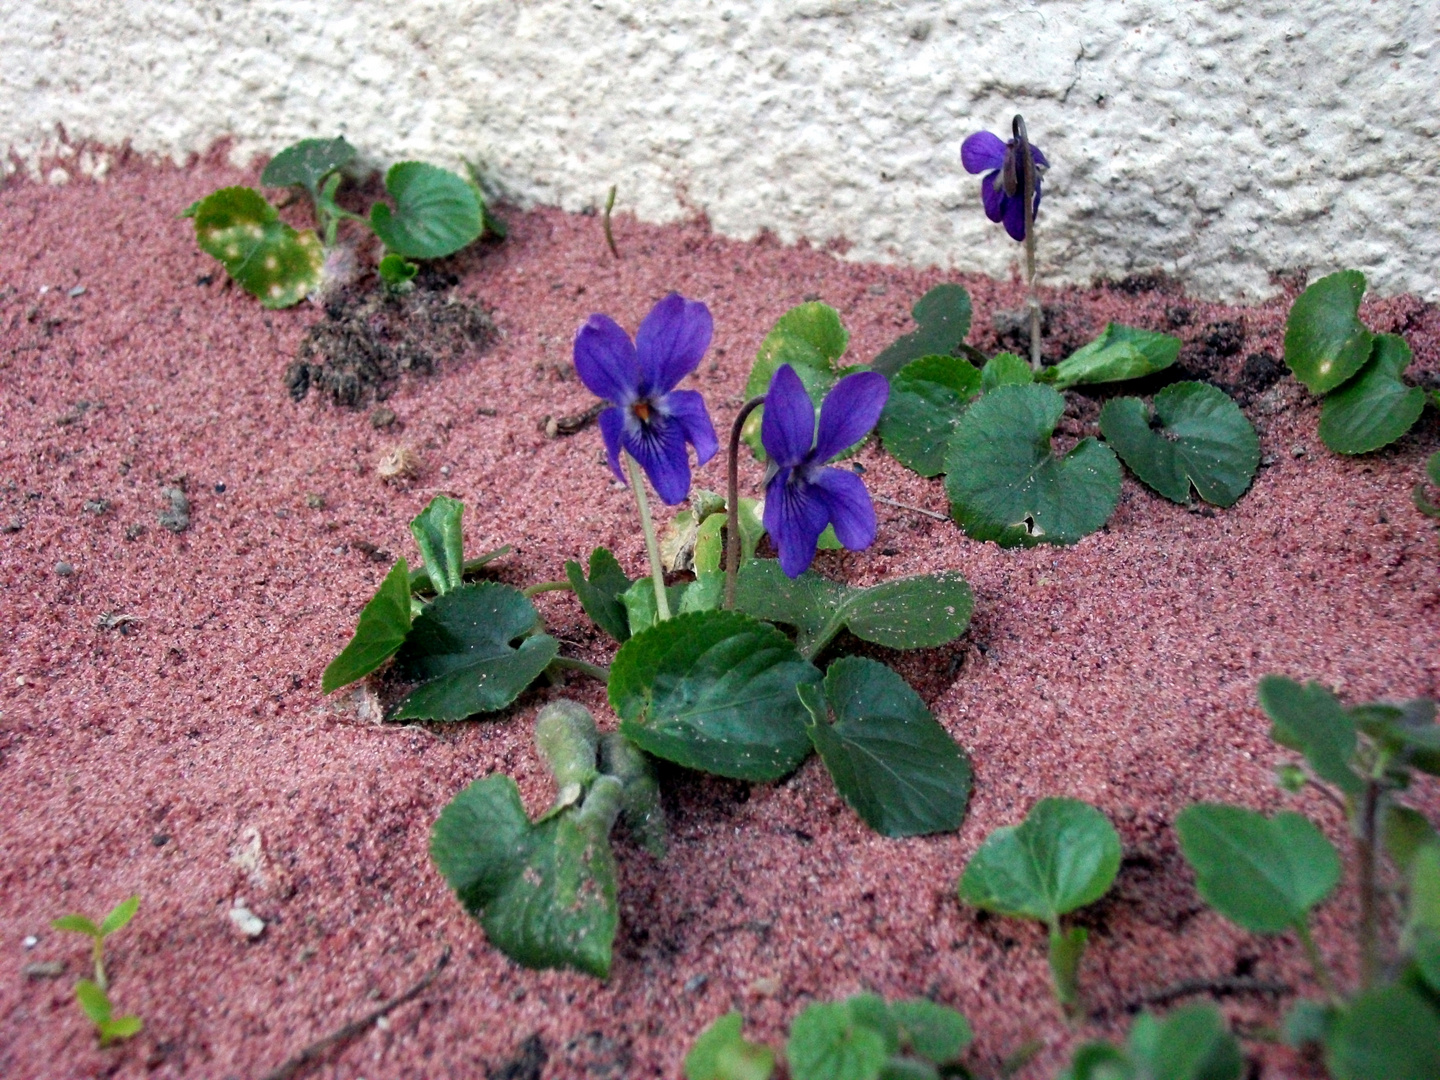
[
  {"x1": 98, "y1": 1015, "x2": 143, "y2": 1044},
  {"x1": 871, "y1": 284, "x2": 973, "y2": 378},
  {"x1": 743, "y1": 302, "x2": 848, "y2": 458},
  {"x1": 369, "y1": 162, "x2": 484, "y2": 260},
  {"x1": 378, "y1": 253, "x2": 419, "y2": 288},
  {"x1": 786, "y1": 999, "x2": 891, "y2": 1080},
  {"x1": 98, "y1": 895, "x2": 139, "y2": 938},
  {"x1": 1256, "y1": 676, "x2": 1363, "y2": 796},
  {"x1": 191, "y1": 186, "x2": 323, "y2": 308},
  {"x1": 430, "y1": 774, "x2": 619, "y2": 978},
  {"x1": 609, "y1": 610, "x2": 820, "y2": 782},
  {"x1": 1098, "y1": 382, "x2": 1259, "y2": 507},
  {"x1": 1405, "y1": 843, "x2": 1440, "y2": 949},
  {"x1": 944, "y1": 384, "x2": 1121, "y2": 547},
  {"x1": 1175, "y1": 804, "x2": 1341, "y2": 933},
  {"x1": 686, "y1": 1013, "x2": 777, "y2": 1080},
  {"x1": 798, "y1": 658, "x2": 971, "y2": 837},
  {"x1": 1045, "y1": 324, "x2": 1181, "y2": 390},
  {"x1": 409, "y1": 544, "x2": 511, "y2": 595},
  {"x1": 1284, "y1": 270, "x2": 1374, "y2": 395},
  {"x1": 619, "y1": 578, "x2": 690, "y2": 637},
  {"x1": 678, "y1": 572, "x2": 724, "y2": 615},
  {"x1": 51, "y1": 914, "x2": 101, "y2": 938},
  {"x1": 958, "y1": 798, "x2": 1121, "y2": 923},
  {"x1": 1318, "y1": 334, "x2": 1426, "y2": 454},
  {"x1": 692, "y1": 499, "x2": 764, "y2": 575},
  {"x1": 261, "y1": 136, "x2": 356, "y2": 196},
  {"x1": 535, "y1": 700, "x2": 600, "y2": 797},
  {"x1": 409, "y1": 495, "x2": 466, "y2": 596},
  {"x1": 1382, "y1": 806, "x2": 1439, "y2": 878},
  {"x1": 1414, "y1": 927, "x2": 1440, "y2": 995},
  {"x1": 1324, "y1": 986, "x2": 1440, "y2": 1080},
  {"x1": 566, "y1": 547, "x2": 633, "y2": 643},
  {"x1": 1048, "y1": 925, "x2": 1090, "y2": 1009},
  {"x1": 322, "y1": 559, "x2": 414, "y2": 693},
  {"x1": 75, "y1": 980, "x2": 112, "y2": 1024},
  {"x1": 981, "y1": 352, "x2": 1032, "y2": 392},
  {"x1": 1284, "y1": 1000, "x2": 1335, "y2": 1048},
  {"x1": 1126, "y1": 1006, "x2": 1244, "y2": 1080},
  {"x1": 888, "y1": 999, "x2": 972, "y2": 1064},
  {"x1": 733, "y1": 560, "x2": 973, "y2": 658},
  {"x1": 878, "y1": 354, "x2": 982, "y2": 476},
  {"x1": 1351, "y1": 697, "x2": 1440, "y2": 775},
  {"x1": 392, "y1": 583, "x2": 557, "y2": 720}
]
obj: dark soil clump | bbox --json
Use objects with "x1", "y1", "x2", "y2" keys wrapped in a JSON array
[{"x1": 285, "y1": 270, "x2": 495, "y2": 407}]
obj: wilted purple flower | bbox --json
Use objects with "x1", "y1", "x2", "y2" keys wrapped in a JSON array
[
  {"x1": 961, "y1": 129, "x2": 1049, "y2": 242},
  {"x1": 761, "y1": 364, "x2": 889, "y2": 578},
  {"x1": 574, "y1": 293, "x2": 719, "y2": 505}
]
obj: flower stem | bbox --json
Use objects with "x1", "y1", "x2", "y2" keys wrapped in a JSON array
[
  {"x1": 1356, "y1": 778, "x2": 1382, "y2": 990},
  {"x1": 548, "y1": 656, "x2": 611, "y2": 683},
  {"x1": 1295, "y1": 920, "x2": 1342, "y2": 1006},
  {"x1": 1013, "y1": 114, "x2": 1042, "y2": 371},
  {"x1": 624, "y1": 451, "x2": 670, "y2": 621},
  {"x1": 522, "y1": 580, "x2": 573, "y2": 598},
  {"x1": 725, "y1": 396, "x2": 767, "y2": 610}
]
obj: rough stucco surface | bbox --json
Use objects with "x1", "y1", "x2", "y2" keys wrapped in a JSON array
[{"x1": 3, "y1": 1, "x2": 1438, "y2": 300}]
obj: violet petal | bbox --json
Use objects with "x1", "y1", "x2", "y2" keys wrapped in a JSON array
[
  {"x1": 961, "y1": 131, "x2": 1007, "y2": 175},
  {"x1": 810, "y1": 467, "x2": 877, "y2": 551},
  {"x1": 574, "y1": 315, "x2": 642, "y2": 404},
  {"x1": 623, "y1": 413, "x2": 692, "y2": 505},
  {"x1": 597, "y1": 406, "x2": 627, "y2": 484},
  {"x1": 764, "y1": 468, "x2": 832, "y2": 578},
  {"x1": 812, "y1": 371, "x2": 889, "y2": 464},
  {"x1": 761, "y1": 364, "x2": 817, "y2": 468},
  {"x1": 980, "y1": 172, "x2": 1008, "y2": 224},
  {"x1": 635, "y1": 293, "x2": 713, "y2": 395},
  {"x1": 664, "y1": 389, "x2": 719, "y2": 466},
  {"x1": 1003, "y1": 191, "x2": 1028, "y2": 241}
]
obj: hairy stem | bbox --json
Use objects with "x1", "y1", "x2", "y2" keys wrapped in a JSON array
[
  {"x1": 1013, "y1": 114, "x2": 1042, "y2": 371},
  {"x1": 1296, "y1": 920, "x2": 1342, "y2": 1006},
  {"x1": 1357, "y1": 779, "x2": 1382, "y2": 990},
  {"x1": 548, "y1": 656, "x2": 611, "y2": 684},
  {"x1": 725, "y1": 396, "x2": 767, "y2": 609},
  {"x1": 625, "y1": 452, "x2": 670, "y2": 621},
  {"x1": 522, "y1": 580, "x2": 573, "y2": 598}
]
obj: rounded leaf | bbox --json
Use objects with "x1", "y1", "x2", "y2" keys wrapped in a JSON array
[
  {"x1": 1323, "y1": 986, "x2": 1440, "y2": 1080},
  {"x1": 871, "y1": 284, "x2": 973, "y2": 378},
  {"x1": 261, "y1": 136, "x2": 356, "y2": 193},
  {"x1": 1318, "y1": 335, "x2": 1425, "y2": 454},
  {"x1": 369, "y1": 162, "x2": 484, "y2": 259},
  {"x1": 1046, "y1": 324, "x2": 1180, "y2": 389},
  {"x1": 1284, "y1": 270, "x2": 1374, "y2": 395},
  {"x1": 786, "y1": 1000, "x2": 890, "y2": 1080},
  {"x1": 192, "y1": 186, "x2": 323, "y2": 307},
  {"x1": 878, "y1": 354, "x2": 982, "y2": 477}
]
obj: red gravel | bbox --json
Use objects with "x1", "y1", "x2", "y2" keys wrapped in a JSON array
[{"x1": 2, "y1": 153, "x2": 1438, "y2": 1080}]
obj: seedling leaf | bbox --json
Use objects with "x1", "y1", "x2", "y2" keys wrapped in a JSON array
[
  {"x1": 52, "y1": 915, "x2": 101, "y2": 938},
  {"x1": 1284, "y1": 270, "x2": 1374, "y2": 395},
  {"x1": 261, "y1": 136, "x2": 357, "y2": 196},
  {"x1": 609, "y1": 610, "x2": 819, "y2": 782},
  {"x1": 98, "y1": 896, "x2": 139, "y2": 938},
  {"x1": 1175, "y1": 804, "x2": 1340, "y2": 933},
  {"x1": 685, "y1": 1012, "x2": 776, "y2": 1080},
  {"x1": 322, "y1": 559, "x2": 414, "y2": 693},
  {"x1": 391, "y1": 583, "x2": 557, "y2": 720},
  {"x1": 409, "y1": 544, "x2": 511, "y2": 595},
  {"x1": 1044, "y1": 323, "x2": 1180, "y2": 390},
  {"x1": 378, "y1": 253, "x2": 419, "y2": 288},
  {"x1": 1323, "y1": 985, "x2": 1440, "y2": 1080},
  {"x1": 1126, "y1": 1006, "x2": 1244, "y2": 1080},
  {"x1": 871, "y1": 284, "x2": 973, "y2": 378},
  {"x1": 786, "y1": 999, "x2": 890, "y2": 1080},
  {"x1": 958, "y1": 797, "x2": 1121, "y2": 922},
  {"x1": 98, "y1": 1015, "x2": 143, "y2": 1044},
  {"x1": 1256, "y1": 676, "x2": 1363, "y2": 796},
  {"x1": 799, "y1": 658, "x2": 971, "y2": 837},
  {"x1": 1318, "y1": 334, "x2": 1426, "y2": 454},
  {"x1": 409, "y1": 495, "x2": 466, "y2": 596},
  {"x1": 566, "y1": 547, "x2": 633, "y2": 643},
  {"x1": 75, "y1": 979, "x2": 112, "y2": 1024},
  {"x1": 945, "y1": 383, "x2": 1120, "y2": 546},
  {"x1": 888, "y1": 999, "x2": 972, "y2": 1065},
  {"x1": 878, "y1": 354, "x2": 982, "y2": 476},
  {"x1": 191, "y1": 186, "x2": 323, "y2": 308},
  {"x1": 369, "y1": 162, "x2": 484, "y2": 259},
  {"x1": 1098, "y1": 382, "x2": 1259, "y2": 507}
]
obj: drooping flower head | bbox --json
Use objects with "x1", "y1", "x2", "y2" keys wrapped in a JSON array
[
  {"x1": 961, "y1": 128, "x2": 1049, "y2": 242},
  {"x1": 761, "y1": 364, "x2": 889, "y2": 578},
  {"x1": 573, "y1": 293, "x2": 719, "y2": 505}
]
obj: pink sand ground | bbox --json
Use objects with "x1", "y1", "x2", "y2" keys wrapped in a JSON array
[{"x1": 1, "y1": 153, "x2": 1437, "y2": 1080}]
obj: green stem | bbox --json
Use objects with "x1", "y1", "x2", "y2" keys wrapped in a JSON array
[
  {"x1": 603, "y1": 185, "x2": 620, "y2": 259},
  {"x1": 724, "y1": 396, "x2": 766, "y2": 610},
  {"x1": 1013, "y1": 114, "x2": 1042, "y2": 371},
  {"x1": 93, "y1": 940, "x2": 107, "y2": 991},
  {"x1": 522, "y1": 580, "x2": 573, "y2": 598},
  {"x1": 1357, "y1": 779, "x2": 1382, "y2": 990},
  {"x1": 549, "y1": 656, "x2": 611, "y2": 684},
  {"x1": 625, "y1": 452, "x2": 670, "y2": 621},
  {"x1": 1296, "y1": 920, "x2": 1341, "y2": 1006}
]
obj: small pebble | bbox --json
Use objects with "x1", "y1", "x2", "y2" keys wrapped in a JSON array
[
  {"x1": 55, "y1": 561, "x2": 74, "y2": 577},
  {"x1": 370, "y1": 406, "x2": 397, "y2": 429},
  {"x1": 23, "y1": 935, "x2": 38, "y2": 949},
  {"x1": 1291, "y1": 444, "x2": 1306, "y2": 458},
  {"x1": 68, "y1": 285, "x2": 86, "y2": 298},
  {"x1": 214, "y1": 482, "x2": 226, "y2": 494},
  {"x1": 305, "y1": 493, "x2": 326, "y2": 509},
  {"x1": 229, "y1": 901, "x2": 266, "y2": 939},
  {"x1": 684, "y1": 974, "x2": 709, "y2": 993},
  {"x1": 23, "y1": 961, "x2": 65, "y2": 979},
  {"x1": 152, "y1": 834, "x2": 169, "y2": 847}
]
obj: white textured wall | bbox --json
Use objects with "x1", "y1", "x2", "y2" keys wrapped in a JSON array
[{"x1": 5, "y1": 1, "x2": 1437, "y2": 300}]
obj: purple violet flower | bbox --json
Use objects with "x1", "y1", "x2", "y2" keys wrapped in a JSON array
[
  {"x1": 761, "y1": 364, "x2": 889, "y2": 578},
  {"x1": 573, "y1": 293, "x2": 719, "y2": 505},
  {"x1": 960, "y1": 129, "x2": 1049, "y2": 242}
]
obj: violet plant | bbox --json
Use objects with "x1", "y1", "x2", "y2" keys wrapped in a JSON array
[
  {"x1": 183, "y1": 137, "x2": 502, "y2": 308},
  {"x1": 51, "y1": 896, "x2": 144, "y2": 1047}
]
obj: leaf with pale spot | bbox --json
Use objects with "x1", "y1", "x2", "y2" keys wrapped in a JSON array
[{"x1": 192, "y1": 186, "x2": 323, "y2": 308}]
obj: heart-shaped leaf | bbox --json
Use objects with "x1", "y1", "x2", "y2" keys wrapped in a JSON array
[
  {"x1": 1257, "y1": 676, "x2": 1363, "y2": 796},
  {"x1": 878, "y1": 354, "x2": 982, "y2": 476},
  {"x1": 1044, "y1": 324, "x2": 1180, "y2": 390},
  {"x1": 1175, "y1": 804, "x2": 1340, "y2": 933},
  {"x1": 980, "y1": 352, "x2": 1032, "y2": 392},
  {"x1": 369, "y1": 161, "x2": 484, "y2": 259},
  {"x1": 610, "y1": 610, "x2": 820, "y2": 782},
  {"x1": 1352, "y1": 697, "x2": 1440, "y2": 776},
  {"x1": 392, "y1": 583, "x2": 557, "y2": 720},
  {"x1": 261, "y1": 136, "x2": 356, "y2": 196},
  {"x1": 566, "y1": 547, "x2": 633, "y2": 643},
  {"x1": 430, "y1": 774, "x2": 619, "y2": 977},
  {"x1": 619, "y1": 578, "x2": 693, "y2": 637},
  {"x1": 944, "y1": 384, "x2": 1121, "y2": 547},
  {"x1": 685, "y1": 1013, "x2": 776, "y2": 1080},
  {"x1": 734, "y1": 560, "x2": 973, "y2": 658},
  {"x1": 378, "y1": 253, "x2": 419, "y2": 288},
  {"x1": 322, "y1": 559, "x2": 414, "y2": 693},
  {"x1": 1318, "y1": 334, "x2": 1426, "y2": 454},
  {"x1": 1125, "y1": 1006, "x2": 1243, "y2": 1080},
  {"x1": 958, "y1": 797, "x2": 1122, "y2": 923},
  {"x1": 786, "y1": 999, "x2": 891, "y2": 1080},
  {"x1": 743, "y1": 302, "x2": 849, "y2": 457},
  {"x1": 1323, "y1": 986, "x2": 1440, "y2": 1080},
  {"x1": 887, "y1": 999, "x2": 972, "y2": 1065},
  {"x1": 871, "y1": 284, "x2": 973, "y2": 378},
  {"x1": 409, "y1": 544, "x2": 511, "y2": 595},
  {"x1": 1099, "y1": 382, "x2": 1260, "y2": 507},
  {"x1": 409, "y1": 495, "x2": 465, "y2": 595},
  {"x1": 798, "y1": 657, "x2": 971, "y2": 837},
  {"x1": 1285, "y1": 270, "x2": 1374, "y2": 395},
  {"x1": 191, "y1": 186, "x2": 323, "y2": 308}
]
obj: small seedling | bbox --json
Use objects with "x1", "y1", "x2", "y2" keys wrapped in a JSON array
[{"x1": 52, "y1": 895, "x2": 143, "y2": 1046}]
